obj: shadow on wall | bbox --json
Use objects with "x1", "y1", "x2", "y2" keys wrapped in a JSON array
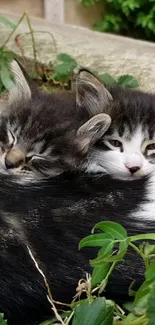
[{"x1": 65, "y1": 0, "x2": 104, "y2": 28}]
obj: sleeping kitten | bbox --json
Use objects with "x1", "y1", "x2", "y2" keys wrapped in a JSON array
[
  {"x1": 0, "y1": 61, "x2": 110, "y2": 182},
  {"x1": 3, "y1": 61, "x2": 155, "y2": 183}
]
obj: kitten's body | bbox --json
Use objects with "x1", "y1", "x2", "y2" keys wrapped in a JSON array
[
  {"x1": 0, "y1": 171, "x2": 154, "y2": 324},
  {"x1": 1, "y1": 63, "x2": 155, "y2": 324}
]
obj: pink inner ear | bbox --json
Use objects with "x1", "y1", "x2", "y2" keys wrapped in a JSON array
[{"x1": 94, "y1": 79, "x2": 101, "y2": 85}]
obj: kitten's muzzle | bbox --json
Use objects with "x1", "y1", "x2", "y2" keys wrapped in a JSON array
[{"x1": 5, "y1": 148, "x2": 25, "y2": 169}]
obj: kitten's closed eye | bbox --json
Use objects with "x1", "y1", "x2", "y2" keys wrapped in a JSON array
[{"x1": 8, "y1": 131, "x2": 16, "y2": 147}]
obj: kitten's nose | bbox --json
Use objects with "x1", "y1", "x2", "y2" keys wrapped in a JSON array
[
  {"x1": 126, "y1": 166, "x2": 140, "y2": 174},
  {"x1": 5, "y1": 149, "x2": 25, "y2": 169}
]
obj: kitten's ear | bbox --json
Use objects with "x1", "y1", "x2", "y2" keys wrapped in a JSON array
[
  {"x1": 76, "y1": 68, "x2": 113, "y2": 115},
  {"x1": 8, "y1": 60, "x2": 32, "y2": 105},
  {"x1": 76, "y1": 113, "x2": 111, "y2": 154}
]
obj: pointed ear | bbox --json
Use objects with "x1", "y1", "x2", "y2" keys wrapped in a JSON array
[
  {"x1": 76, "y1": 68, "x2": 113, "y2": 115},
  {"x1": 8, "y1": 60, "x2": 31, "y2": 105},
  {"x1": 76, "y1": 113, "x2": 111, "y2": 154}
]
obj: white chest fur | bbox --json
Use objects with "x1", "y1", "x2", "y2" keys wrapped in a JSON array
[{"x1": 132, "y1": 172, "x2": 155, "y2": 224}]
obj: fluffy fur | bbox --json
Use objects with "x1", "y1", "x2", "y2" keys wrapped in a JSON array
[
  {"x1": 0, "y1": 62, "x2": 111, "y2": 182},
  {"x1": 3, "y1": 62, "x2": 155, "y2": 182},
  {"x1": 0, "y1": 171, "x2": 152, "y2": 324},
  {"x1": 1, "y1": 63, "x2": 155, "y2": 324},
  {"x1": 76, "y1": 68, "x2": 155, "y2": 180}
]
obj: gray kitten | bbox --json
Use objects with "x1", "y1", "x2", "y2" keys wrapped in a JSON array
[{"x1": 0, "y1": 61, "x2": 110, "y2": 182}]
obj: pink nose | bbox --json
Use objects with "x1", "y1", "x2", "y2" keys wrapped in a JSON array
[{"x1": 126, "y1": 166, "x2": 140, "y2": 174}]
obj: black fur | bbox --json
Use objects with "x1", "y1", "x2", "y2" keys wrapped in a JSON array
[{"x1": 0, "y1": 172, "x2": 150, "y2": 324}]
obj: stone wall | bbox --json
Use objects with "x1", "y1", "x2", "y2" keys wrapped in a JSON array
[
  {"x1": 0, "y1": 0, "x2": 43, "y2": 18},
  {"x1": 0, "y1": 0, "x2": 103, "y2": 28},
  {"x1": 65, "y1": 1, "x2": 103, "y2": 27},
  {"x1": 0, "y1": 11, "x2": 155, "y2": 92}
]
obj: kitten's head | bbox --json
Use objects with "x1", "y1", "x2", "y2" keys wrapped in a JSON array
[
  {"x1": 76, "y1": 68, "x2": 155, "y2": 180},
  {"x1": 2, "y1": 61, "x2": 155, "y2": 182},
  {"x1": 0, "y1": 61, "x2": 111, "y2": 183}
]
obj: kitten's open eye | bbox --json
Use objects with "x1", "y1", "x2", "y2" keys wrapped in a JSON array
[
  {"x1": 108, "y1": 140, "x2": 122, "y2": 148},
  {"x1": 145, "y1": 142, "x2": 155, "y2": 156},
  {"x1": 146, "y1": 143, "x2": 155, "y2": 151},
  {"x1": 101, "y1": 138, "x2": 123, "y2": 152}
]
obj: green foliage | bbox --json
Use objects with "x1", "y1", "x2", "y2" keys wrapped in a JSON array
[
  {"x1": 40, "y1": 222, "x2": 155, "y2": 325},
  {"x1": 78, "y1": 221, "x2": 155, "y2": 325},
  {"x1": 0, "y1": 16, "x2": 16, "y2": 30},
  {"x1": 99, "y1": 73, "x2": 139, "y2": 88},
  {"x1": 72, "y1": 298, "x2": 114, "y2": 325},
  {"x1": 78, "y1": 0, "x2": 100, "y2": 6},
  {"x1": 0, "y1": 313, "x2": 7, "y2": 324},
  {"x1": 46, "y1": 53, "x2": 78, "y2": 86},
  {"x1": 0, "y1": 14, "x2": 140, "y2": 94},
  {"x1": 0, "y1": 17, "x2": 16, "y2": 93},
  {"x1": 79, "y1": 0, "x2": 155, "y2": 41}
]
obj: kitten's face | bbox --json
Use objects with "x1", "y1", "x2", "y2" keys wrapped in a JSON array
[
  {"x1": 89, "y1": 125, "x2": 155, "y2": 180},
  {"x1": 0, "y1": 116, "x2": 61, "y2": 180},
  {"x1": 76, "y1": 69, "x2": 155, "y2": 180},
  {"x1": 0, "y1": 61, "x2": 111, "y2": 183},
  {"x1": 0, "y1": 61, "x2": 76, "y2": 182}
]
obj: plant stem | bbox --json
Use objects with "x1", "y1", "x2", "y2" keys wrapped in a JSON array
[
  {"x1": 98, "y1": 261, "x2": 117, "y2": 294},
  {"x1": 1, "y1": 12, "x2": 26, "y2": 50},
  {"x1": 25, "y1": 12, "x2": 39, "y2": 74},
  {"x1": 130, "y1": 234, "x2": 155, "y2": 242},
  {"x1": 129, "y1": 242, "x2": 149, "y2": 269},
  {"x1": 114, "y1": 315, "x2": 147, "y2": 325},
  {"x1": 129, "y1": 242, "x2": 141, "y2": 256}
]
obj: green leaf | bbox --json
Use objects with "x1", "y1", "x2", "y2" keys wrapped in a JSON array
[
  {"x1": 145, "y1": 261, "x2": 155, "y2": 281},
  {"x1": 2, "y1": 51, "x2": 14, "y2": 62},
  {"x1": 0, "y1": 79, "x2": 4, "y2": 93},
  {"x1": 0, "y1": 313, "x2": 7, "y2": 325},
  {"x1": 55, "y1": 63, "x2": 70, "y2": 75},
  {"x1": 146, "y1": 283, "x2": 155, "y2": 325},
  {"x1": 0, "y1": 16, "x2": 16, "y2": 29},
  {"x1": 54, "y1": 61, "x2": 76, "y2": 75},
  {"x1": 90, "y1": 238, "x2": 129, "y2": 266},
  {"x1": 91, "y1": 263, "x2": 110, "y2": 288},
  {"x1": 94, "y1": 221, "x2": 127, "y2": 240},
  {"x1": 126, "y1": 262, "x2": 155, "y2": 321},
  {"x1": 79, "y1": 233, "x2": 113, "y2": 249},
  {"x1": 143, "y1": 242, "x2": 155, "y2": 256},
  {"x1": 72, "y1": 298, "x2": 114, "y2": 325},
  {"x1": 117, "y1": 75, "x2": 139, "y2": 88},
  {"x1": 91, "y1": 244, "x2": 113, "y2": 287},
  {"x1": 105, "y1": 239, "x2": 129, "y2": 262},
  {"x1": 130, "y1": 233, "x2": 155, "y2": 242},
  {"x1": 0, "y1": 64, "x2": 14, "y2": 90},
  {"x1": 57, "y1": 53, "x2": 76, "y2": 63},
  {"x1": 99, "y1": 73, "x2": 117, "y2": 86}
]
